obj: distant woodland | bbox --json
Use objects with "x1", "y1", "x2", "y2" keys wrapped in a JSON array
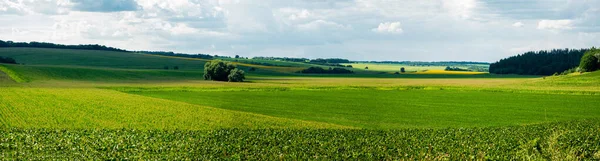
[{"x1": 489, "y1": 49, "x2": 587, "y2": 75}]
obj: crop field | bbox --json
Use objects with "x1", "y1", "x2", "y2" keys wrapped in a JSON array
[
  {"x1": 343, "y1": 63, "x2": 448, "y2": 72},
  {"x1": 1, "y1": 48, "x2": 599, "y2": 159},
  {"x1": 125, "y1": 88, "x2": 600, "y2": 129},
  {"x1": 415, "y1": 69, "x2": 487, "y2": 75},
  {"x1": 1, "y1": 120, "x2": 599, "y2": 160}
]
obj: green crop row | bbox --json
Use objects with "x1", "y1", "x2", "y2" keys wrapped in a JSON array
[{"x1": 1, "y1": 120, "x2": 599, "y2": 160}]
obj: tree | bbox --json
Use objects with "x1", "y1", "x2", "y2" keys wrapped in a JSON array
[
  {"x1": 173, "y1": 66, "x2": 179, "y2": 70},
  {"x1": 400, "y1": 67, "x2": 405, "y2": 73},
  {"x1": 228, "y1": 68, "x2": 245, "y2": 82},
  {"x1": 203, "y1": 60, "x2": 245, "y2": 82},
  {"x1": 579, "y1": 48, "x2": 600, "y2": 72},
  {"x1": 365, "y1": 66, "x2": 369, "y2": 70},
  {"x1": 235, "y1": 55, "x2": 240, "y2": 59}
]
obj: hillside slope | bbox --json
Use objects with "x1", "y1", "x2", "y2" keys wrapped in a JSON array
[
  {"x1": 0, "y1": 48, "x2": 208, "y2": 70},
  {"x1": 0, "y1": 88, "x2": 348, "y2": 129}
]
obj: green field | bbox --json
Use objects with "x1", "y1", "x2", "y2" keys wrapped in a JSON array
[
  {"x1": 126, "y1": 89, "x2": 600, "y2": 129},
  {"x1": 1, "y1": 47, "x2": 599, "y2": 159},
  {"x1": 344, "y1": 63, "x2": 447, "y2": 72}
]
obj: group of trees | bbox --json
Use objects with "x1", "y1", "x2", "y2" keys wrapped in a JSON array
[
  {"x1": 300, "y1": 67, "x2": 354, "y2": 74},
  {"x1": 445, "y1": 66, "x2": 470, "y2": 71},
  {"x1": 309, "y1": 58, "x2": 351, "y2": 64},
  {"x1": 251, "y1": 57, "x2": 309, "y2": 62},
  {"x1": 489, "y1": 48, "x2": 587, "y2": 75},
  {"x1": 0, "y1": 40, "x2": 128, "y2": 52},
  {"x1": 579, "y1": 48, "x2": 600, "y2": 72},
  {"x1": 203, "y1": 60, "x2": 245, "y2": 82},
  {"x1": 138, "y1": 51, "x2": 214, "y2": 59},
  {"x1": 0, "y1": 56, "x2": 17, "y2": 64}
]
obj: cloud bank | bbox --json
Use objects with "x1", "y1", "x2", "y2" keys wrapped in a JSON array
[{"x1": 0, "y1": 0, "x2": 598, "y2": 62}]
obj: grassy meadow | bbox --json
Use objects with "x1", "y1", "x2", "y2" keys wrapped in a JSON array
[{"x1": 1, "y1": 47, "x2": 599, "y2": 159}]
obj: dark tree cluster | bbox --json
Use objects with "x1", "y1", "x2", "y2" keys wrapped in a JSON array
[
  {"x1": 137, "y1": 51, "x2": 214, "y2": 59},
  {"x1": 309, "y1": 58, "x2": 351, "y2": 64},
  {"x1": 0, "y1": 40, "x2": 127, "y2": 52},
  {"x1": 203, "y1": 60, "x2": 245, "y2": 82},
  {"x1": 579, "y1": 48, "x2": 600, "y2": 72},
  {"x1": 300, "y1": 67, "x2": 354, "y2": 74},
  {"x1": 252, "y1": 57, "x2": 309, "y2": 62},
  {"x1": 445, "y1": 66, "x2": 470, "y2": 71},
  {"x1": 0, "y1": 56, "x2": 17, "y2": 64},
  {"x1": 489, "y1": 48, "x2": 588, "y2": 75}
]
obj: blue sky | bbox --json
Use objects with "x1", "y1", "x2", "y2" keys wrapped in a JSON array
[{"x1": 0, "y1": 0, "x2": 598, "y2": 62}]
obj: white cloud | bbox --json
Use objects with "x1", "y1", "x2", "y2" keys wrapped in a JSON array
[
  {"x1": 442, "y1": 0, "x2": 479, "y2": 20},
  {"x1": 372, "y1": 22, "x2": 403, "y2": 34},
  {"x1": 537, "y1": 19, "x2": 573, "y2": 30},
  {"x1": 297, "y1": 20, "x2": 350, "y2": 31},
  {"x1": 512, "y1": 22, "x2": 524, "y2": 28}
]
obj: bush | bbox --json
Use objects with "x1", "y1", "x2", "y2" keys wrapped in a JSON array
[
  {"x1": 400, "y1": 67, "x2": 405, "y2": 73},
  {"x1": 579, "y1": 48, "x2": 600, "y2": 72},
  {"x1": 203, "y1": 60, "x2": 245, "y2": 82},
  {"x1": 228, "y1": 68, "x2": 245, "y2": 82},
  {"x1": 0, "y1": 56, "x2": 17, "y2": 64}
]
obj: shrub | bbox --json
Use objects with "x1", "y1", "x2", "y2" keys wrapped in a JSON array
[
  {"x1": 401, "y1": 67, "x2": 405, "y2": 73},
  {"x1": 579, "y1": 48, "x2": 600, "y2": 72},
  {"x1": 204, "y1": 60, "x2": 245, "y2": 82},
  {"x1": 173, "y1": 66, "x2": 179, "y2": 70},
  {"x1": 0, "y1": 56, "x2": 17, "y2": 64}
]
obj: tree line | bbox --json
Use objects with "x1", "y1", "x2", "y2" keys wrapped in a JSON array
[
  {"x1": 136, "y1": 51, "x2": 214, "y2": 59},
  {"x1": 0, "y1": 40, "x2": 128, "y2": 52},
  {"x1": 489, "y1": 48, "x2": 588, "y2": 75},
  {"x1": 251, "y1": 57, "x2": 309, "y2": 62},
  {"x1": 300, "y1": 67, "x2": 354, "y2": 74}
]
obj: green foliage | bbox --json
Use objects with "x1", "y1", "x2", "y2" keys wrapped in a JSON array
[
  {"x1": 490, "y1": 48, "x2": 587, "y2": 75},
  {"x1": 203, "y1": 60, "x2": 245, "y2": 82},
  {"x1": 579, "y1": 48, "x2": 600, "y2": 72},
  {"x1": 1, "y1": 120, "x2": 598, "y2": 160},
  {"x1": 400, "y1": 67, "x2": 405, "y2": 73},
  {"x1": 228, "y1": 68, "x2": 245, "y2": 82}
]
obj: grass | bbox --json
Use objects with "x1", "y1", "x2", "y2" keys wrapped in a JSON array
[
  {"x1": 127, "y1": 88, "x2": 600, "y2": 129},
  {"x1": 0, "y1": 88, "x2": 346, "y2": 130}
]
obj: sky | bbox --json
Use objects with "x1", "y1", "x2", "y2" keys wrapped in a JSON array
[{"x1": 0, "y1": 0, "x2": 599, "y2": 62}]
